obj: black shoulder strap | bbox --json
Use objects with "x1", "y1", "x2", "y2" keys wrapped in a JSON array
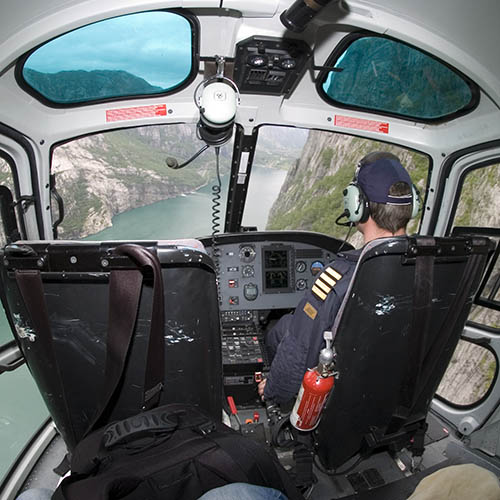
[
  {"x1": 89, "y1": 244, "x2": 165, "y2": 432},
  {"x1": 115, "y1": 244, "x2": 165, "y2": 410},
  {"x1": 86, "y1": 267, "x2": 143, "y2": 432},
  {"x1": 14, "y1": 269, "x2": 76, "y2": 443},
  {"x1": 397, "y1": 240, "x2": 435, "y2": 415},
  {"x1": 15, "y1": 244, "x2": 166, "y2": 443}
]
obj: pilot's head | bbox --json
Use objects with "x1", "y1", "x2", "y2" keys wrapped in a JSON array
[{"x1": 344, "y1": 151, "x2": 419, "y2": 239}]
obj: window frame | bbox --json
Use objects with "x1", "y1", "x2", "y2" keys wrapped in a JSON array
[
  {"x1": 316, "y1": 31, "x2": 480, "y2": 124},
  {"x1": 0, "y1": 150, "x2": 27, "y2": 241},
  {"x1": 452, "y1": 226, "x2": 500, "y2": 318},
  {"x1": 435, "y1": 336, "x2": 499, "y2": 410},
  {"x1": 15, "y1": 9, "x2": 200, "y2": 109}
]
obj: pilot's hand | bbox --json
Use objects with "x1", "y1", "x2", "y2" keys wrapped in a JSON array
[{"x1": 258, "y1": 379, "x2": 267, "y2": 400}]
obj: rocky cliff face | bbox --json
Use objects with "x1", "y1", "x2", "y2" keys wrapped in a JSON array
[
  {"x1": 267, "y1": 130, "x2": 429, "y2": 245},
  {"x1": 52, "y1": 125, "x2": 214, "y2": 238}
]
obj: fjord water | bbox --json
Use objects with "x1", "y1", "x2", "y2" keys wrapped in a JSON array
[{"x1": 86, "y1": 165, "x2": 287, "y2": 240}]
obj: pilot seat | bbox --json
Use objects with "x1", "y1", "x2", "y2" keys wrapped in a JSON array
[{"x1": 312, "y1": 235, "x2": 493, "y2": 471}]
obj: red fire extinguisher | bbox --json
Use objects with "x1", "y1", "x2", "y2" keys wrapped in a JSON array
[{"x1": 290, "y1": 331, "x2": 337, "y2": 431}]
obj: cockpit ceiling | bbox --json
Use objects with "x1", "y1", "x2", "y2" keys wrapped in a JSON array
[
  {"x1": 1, "y1": 0, "x2": 500, "y2": 157},
  {"x1": 1, "y1": 0, "x2": 499, "y2": 101}
]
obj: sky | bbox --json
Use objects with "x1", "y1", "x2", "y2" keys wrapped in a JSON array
[{"x1": 24, "y1": 11, "x2": 192, "y2": 88}]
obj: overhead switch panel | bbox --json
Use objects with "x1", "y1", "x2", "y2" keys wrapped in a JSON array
[{"x1": 233, "y1": 36, "x2": 311, "y2": 96}]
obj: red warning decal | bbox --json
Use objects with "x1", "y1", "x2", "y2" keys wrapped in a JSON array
[
  {"x1": 334, "y1": 115, "x2": 389, "y2": 134},
  {"x1": 106, "y1": 104, "x2": 167, "y2": 123}
]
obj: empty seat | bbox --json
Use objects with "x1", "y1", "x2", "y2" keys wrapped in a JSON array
[{"x1": 0, "y1": 240, "x2": 222, "y2": 449}]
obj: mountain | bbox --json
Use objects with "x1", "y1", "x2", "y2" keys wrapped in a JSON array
[
  {"x1": 266, "y1": 131, "x2": 429, "y2": 246},
  {"x1": 52, "y1": 125, "x2": 215, "y2": 238},
  {"x1": 23, "y1": 68, "x2": 162, "y2": 102},
  {"x1": 51, "y1": 124, "x2": 303, "y2": 238}
]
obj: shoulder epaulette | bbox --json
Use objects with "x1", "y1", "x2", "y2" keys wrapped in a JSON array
[{"x1": 311, "y1": 266, "x2": 343, "y2": 301}]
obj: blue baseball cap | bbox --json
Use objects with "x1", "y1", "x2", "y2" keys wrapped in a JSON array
[{"x1": 357, "y1": 156, "x2": 412, "y2": 205}]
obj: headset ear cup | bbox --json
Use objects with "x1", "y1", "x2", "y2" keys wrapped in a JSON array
[
  {"x1": 343, "y1": 183, "x2": 369, "y2": 223},
  {"x1": 411, "y1": 184, "x2": 421, "y2": 219}
]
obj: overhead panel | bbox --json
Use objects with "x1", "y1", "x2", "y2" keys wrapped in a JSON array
[{"x1": 233, "y1": 36, "x2": 311, "y2": 96}]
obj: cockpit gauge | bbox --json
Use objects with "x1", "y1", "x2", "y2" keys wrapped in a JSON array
[
  {"x1": 242, "y1": 265, "x2": 255, "y2": 278},
  {"x1": 244, "y1": 283, "x2": 258, "y2": 301},
  {"x1": 295, "y1": 260, "x2": 306, "y2": 273},
  {"x1": 296, "y1": 279, "x2": 307, "y2": 291},
  {"x1": 310, "y1": 261, "x2": 324, "y2": 276},
  {"x1": 239, "y1": 245, "x2": 256, "y2": 263}
]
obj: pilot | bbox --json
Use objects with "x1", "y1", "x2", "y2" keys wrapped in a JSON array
[{"x1": 259, "y1": 151, "x2": 416, "y2": 404}]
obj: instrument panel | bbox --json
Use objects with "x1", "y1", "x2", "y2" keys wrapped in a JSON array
[
  {"x1": 202, "y1": 232, "x2": 348, "y2": 312},
  {"x1": 201, "y1": 231, "x2": 350, "y2": 402}
]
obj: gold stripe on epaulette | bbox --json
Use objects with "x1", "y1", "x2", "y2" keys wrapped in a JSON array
[
  {"x1": 325, "y1": 267, "x2": 342, "y2": 281},
  {"x1": 315, "y1": 279, "x2": 331, "y2": 295},
  {"x1": 319, "y1": 272, "x2": 336, "y2": 287},
  {"x1": 312, "y1": 284, "x2": 327, "y2": 301}
]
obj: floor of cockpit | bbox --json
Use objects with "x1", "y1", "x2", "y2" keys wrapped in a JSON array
[{"x1": 15, "y1": 410, "x2": 500, "y2": 500}]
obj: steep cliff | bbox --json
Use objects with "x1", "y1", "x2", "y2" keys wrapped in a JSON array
[
  {"x1": 52, "y1": 125, "x2": 215, "y2": 238},
  {"x1": 266, "y1": 131, "x2": 429, "y2": 244},
  {"x1": 52, "y1": 124, "x2": 302, "y2": 239}
]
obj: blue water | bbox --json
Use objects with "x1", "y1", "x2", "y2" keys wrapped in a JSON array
[{"x1": 86, "y1": 166, "x2": 287, "y2": 240}]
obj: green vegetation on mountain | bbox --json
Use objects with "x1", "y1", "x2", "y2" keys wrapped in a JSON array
[
  {"x1": 51, "y1": 124, "x2": 304, "y2": 239},
  {"x1": 60, "y1": 173, "x2": 103, "y2": 236},
  {"x1": 266, "y1": 132, "x2": 429, "y2": 241},
  {"x1": 23, "y1": 69, "x2": 162, "y2": 103}
]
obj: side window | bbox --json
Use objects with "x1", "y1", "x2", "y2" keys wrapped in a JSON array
[
  {"x1": 436, "y1": 163, "x2": 500, "y2": 407},
  {"x1": 436, "y1": 340, "x2": 497, "y2": 406},
  {"x1": 452, "y1": 163, "x2": 500, "y2": 330},
  {"x1": 0, "y1": 156, "x2": 49, "y2": 485},
  {"x1": 0, "y1": 157, "x2": 19, "y2": 346}
]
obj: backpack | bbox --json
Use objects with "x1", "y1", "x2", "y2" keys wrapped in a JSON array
[{"x1": 52, "y1": 403, "x2": 303, "y2": 500}]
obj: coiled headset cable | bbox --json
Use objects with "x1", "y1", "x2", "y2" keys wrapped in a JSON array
[{"x1": 211, "y1": 147, "x2": 223, "y2": 305}]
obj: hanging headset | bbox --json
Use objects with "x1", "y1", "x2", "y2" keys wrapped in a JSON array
[
  {"x1": 338, "y1": 156, "x2": 422, "y2": 225},
  {"x1": 194, "y1": 56, "x2": 241, "y2": 147}
]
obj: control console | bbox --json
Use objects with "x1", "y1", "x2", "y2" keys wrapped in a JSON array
[{"x1": 217, "y1": 241, "x2": 335, "y2": 311}]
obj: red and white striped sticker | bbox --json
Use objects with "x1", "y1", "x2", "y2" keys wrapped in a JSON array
[
  {"x1": 106, "y1": 104, "x2": 167, "y2": 123},
  {"x1": 334, "y1": 115, "x2": 389, "y2": 134}
]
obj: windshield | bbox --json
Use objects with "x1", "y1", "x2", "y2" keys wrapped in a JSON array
[
  {"x1": 52, "y1": 124, "x2": 429, "y2": 243},
  {"x1": 243, "y1": 126, "x2": 430, "y2": 247},
  {"x1": 52, "y1": 124, "x2": 231, "y2": 240}
]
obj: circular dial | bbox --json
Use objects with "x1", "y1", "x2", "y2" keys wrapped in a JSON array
[
  {"x1": 296, "y1": 279, "x2": 307, "y2": 291},
  {"x1": 296, "y1": 260, "x2": 306, "y2": 273},
  {"x1": 242, "y1": 265, "x2": 255, "y2": 278},
  {"x1": 239, "y1": 245, "x2": 256, "y2": 263},
  {"x1": 310, "y1": 261, "x2": 324, "y2": 276}
]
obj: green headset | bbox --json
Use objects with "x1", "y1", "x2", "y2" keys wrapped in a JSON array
[{"x1": 340, "y1": 152, "x2": 421, "y2": 225}]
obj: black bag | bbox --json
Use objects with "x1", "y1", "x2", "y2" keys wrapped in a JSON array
[{"x1": 52, "y1": 404, "x2": 303, "y2": 500}]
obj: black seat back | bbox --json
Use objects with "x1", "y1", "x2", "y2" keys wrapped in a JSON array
[
  {"x1": 316, "y1": 235, "x2": 493, "y2": 469},
  {"x1": 0, "y1": 240, "x2": 222, "y2": 449}
]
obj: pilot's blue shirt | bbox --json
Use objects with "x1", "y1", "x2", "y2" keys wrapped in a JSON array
[{"x1": 264, "y1": 249, "x2": 361, "y2": 404}]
